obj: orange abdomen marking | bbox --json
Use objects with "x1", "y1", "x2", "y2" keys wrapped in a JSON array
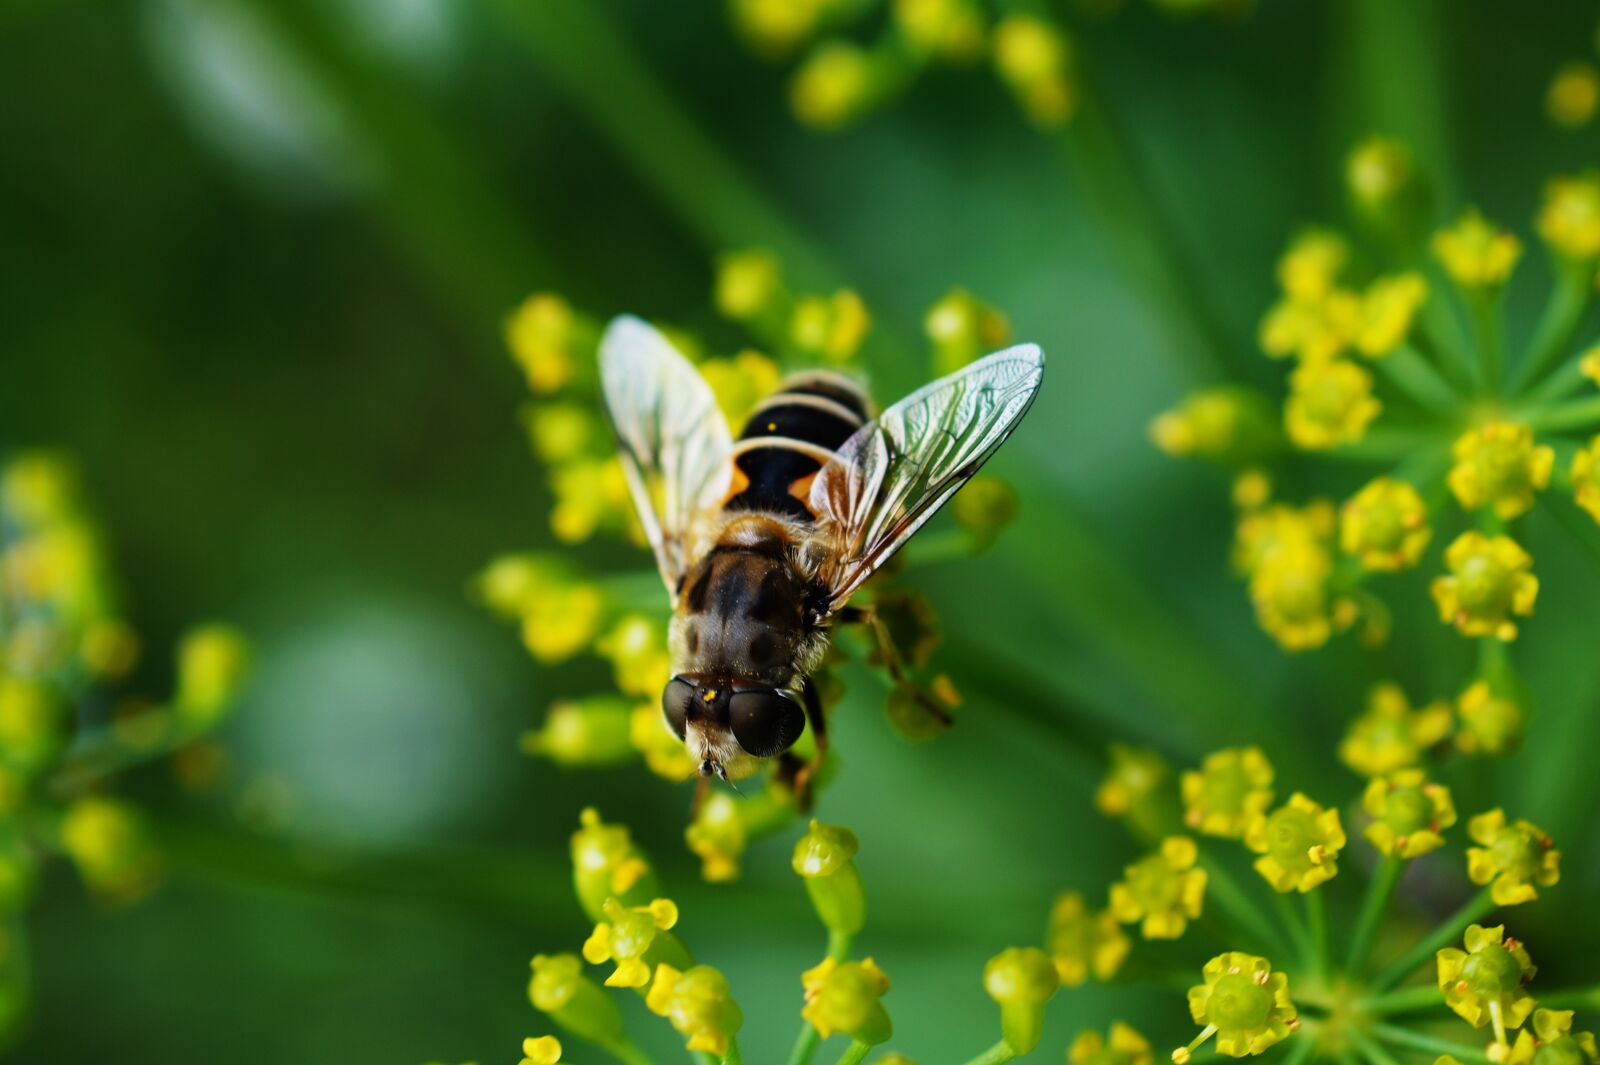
[{"x1": 722, "y1": 375, "x2": 871, "y2": 523}]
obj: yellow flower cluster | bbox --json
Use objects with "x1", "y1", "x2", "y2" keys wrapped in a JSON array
[
  {"x1": 1339, "y1": 682, "x2": 1452, "y2": 777},
  {"x1": 992, "y1": 15, "x2": 1077, "y2": 128},
  {"x1": 1537, "y1": 172, "x2": 1600, "y2": 261},
  {"x1": 1233, "y1": 500, "x2": 1348, "y2": 652},
  {"x1": 1433, "y1": 210, "x2": 1521, "y2": 290}
]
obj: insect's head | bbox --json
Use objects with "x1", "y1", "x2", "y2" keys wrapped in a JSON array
[{"x1": 662, "y1": 673, "x2": 805, "y2": 778}]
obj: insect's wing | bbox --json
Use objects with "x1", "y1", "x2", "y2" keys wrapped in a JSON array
[
  {"x1": 599, "y1": 315, "x2": 733, "y2": 593},
  {"x1": 809, "y1": 343, "x2": 1045, "y2": 610}
]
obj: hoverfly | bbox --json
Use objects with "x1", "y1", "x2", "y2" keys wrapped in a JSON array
[{"x1": 599, "y1": 315, "x2": 1044, "y2": 806}]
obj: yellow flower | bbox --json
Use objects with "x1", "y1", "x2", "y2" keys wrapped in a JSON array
[
  {"x1": 631, "y1": 704, "x2": 697, "y2": 781},
  {"x1": 1095, "y1": 744, "x2": 1179, "y2": 837},
  {"x1": 714, "y1": 248, "x2": 784, "y2": 321},
  {"x1": 582, "y1": 897, "x2": 688, "y2": 989},
  {"x1": 1538, "y1": 173, "x2": 1600, "y2": 261},
  {"x1": 1346, "y1": 137, "x2": 1413, "y2": 210},
  {"x1": 1109, "y1": 836, "x2": 1207, "y2": 940},
  {"x1": 1466, "y1": 809, "x2": 1560, "y2": 906},
  {"x1": 1046, "y1": 891, "x2": 1130, "y2": 986},
  {"x1": 1181, "y1": 747, "x2": 1274, "y2": 839},
  {"x1": 1341, "y1": 478, "x2": 1430, "y2": 572},
  {"x1": 925, "y1": 288, "x2": 1011, "y2": 374},
  {"x1": 1233, "y1": 469, "x2": 1272, "y2": 510},
  {"x1": 1071, "y1": 1023, "x2": 1154, "y2": 1065},
  {"x1": 1149, "y1": 388, "x2": 1277, "y2": 463},
  {"x1": 800, "y1": 957, "x2": 892, "y2": 1044},
  {"x1": 519, "y1": 1035, "x2": 563, "y2": 1065},
  {"x1": 992, "y1": 15, "x2": 1076, "y2": 127},
  {"x1": 1285, "y1": 359, "x2": 1381, "y2": 450},
  {"x1": 60, "y1": 796, "x2": 160, "y2": 901},
  {"x1": 528, "y1": 953, "x2": 624, "y2": 1047},
  {"x1": 0, "y1": 674, "x2": 64, "y2": 773},
  {"x1": 570, "y1": 808, "x2": 658, "y2": 923},
  {"x1": 521, "y1": 698, "x2": 635, "y2": 768},
  {"x1": 549, "y1": 457, "x2": 633, "y2": 544},
  {"x1": 1548, "y1": 62, "x2": 1600, "y2": 127},
  {"x1": 595, "y1": 615, "x2": 671, "y2": 699},
  {"x1": 687, "y1": 788, "x2": 796, "y2": 883},
  {"x1": 894, "y1": 0, "x2": 985, "y2": 61},
  {"x1": 174, "y1": 624, "x2": 250, "y2": 728},
  {"x1": 1362, "y1": 770, "x2": 1456, "y2": 859},
  {"x1": 1437, "y1": 924, "x2": 1536, "y2": 1035},
  {"x1": 523, "y1": 403, "x2": 599, "y2": 466},
  {"x1": 1431, "y1": 532, "x2": 1539, "y2": 641},
  {"x1": 1506, "y1": 1009, "x2": 1600, "y2": 1065},
  {"x1": 1276, "y1": 229, "x2": 1349, "y2": 302},
  {"x1": 1449, "y1": 422, "x2": 1554, "y2": 519},
  {"x1": 1180, "y1": 953, "x2": 1298, "y2": 1059},
  {"x1": 1259, "y1": 290, "x2": 1360, "y2": 363},
  {"x1": 1572, "y1": 436, "x2": 1600, "y2": 523},
  {"x1": 1233, "y1": 502, "x2": 1334, "y2": 575},
  {"x1": 507, "y1": 294, "x2": 581, "y2": 394},
  {"x1": 791, "y1": 289, "x2": 871, "y2": 362},
  {"x1": 984, "y1": 947, "x2": 1060, "y2": 1055},
  {"x1": 1583, "y1": 348, "x2": 1600, "y2": 388},
  {"x1": 1247, "y1": 545, "x2": 1339, "y2": 652},
  {"x1": 728, "y1": 0, "x2": 823, "y2": 58},
  {"x1": 1339, "y1": 682, "x2": 1452, "y2": 777},
  {"x1": 1455, "y1": 681, "x2": 1527, "y2": 757},
  {"x1": 1355, "y1": 273, "x2": 1428, "y2": 357},
  {"x1": 700, "y1": 350, "x2": 782, "y2": 427},
  {"x1": 790, "y1": 41, "x2": 876, "y2": 129},
  {"x1": 1245, "y1": 793, "x2": 1345, "y2": 893},
  {"x1": 519, "y1": 582, "x2": 604, "y2": 664},
  {"x1": 646, "y1": 964, "x2": 744, "y2": 1056},
  {"x1": 1434, "y1": 210, "x2": 1521, "y2": 289}
]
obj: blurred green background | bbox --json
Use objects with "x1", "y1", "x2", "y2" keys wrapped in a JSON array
[{"x1": 3, "y1": 0, "x2": 1599, "y2": 1062}]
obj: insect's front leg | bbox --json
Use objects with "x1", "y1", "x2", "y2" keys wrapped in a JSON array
[{"x1": 836, "y1": 604, "x2": 953, "y2": 726}]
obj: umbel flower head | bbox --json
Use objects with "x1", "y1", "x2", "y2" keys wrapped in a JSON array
[
  {"x1": 1108, "y1": 836, "x2": 1208, "y2": 940},
  {"x1": 1340, "y1": 477, "x2": 1432, "y2": 572},
  {"x1": 1506, "y1": 1009, "x2": 1600, "y2": 1065},
  {"x1": 1178, "y1": 953, "x2": 1298, "y2": 1060},
  {"x1": 1437, "y1": 924, "x2": 1537, "y2": 1035},
  {"x1": 1338, "y1": 682, "x2": 1452, "y2": 777},
  {"x1": 1466, "y1": 809, "x2": 1561, "y2": 906},
  {"x1": 1047, "y1": 891, "x2": 1130, "y2": 986},
  {"x1": 1181, "y1": 747, "x2": 1274, "y2": 839},
  {"x1": 581, "y1": 897, "x2": 690, "y2": 988},
  {"x1": 984, "y1": 946, "x2": 1060, "y2": 1055},
  {"x1": 1071, "y1": 1023, "x2": 1154, "y2": 1065},
  {"x1": 1432, "y1": 532, "x2": 1540, "y2": 641},
  {"x1": 645, "y1": 963, "x2": 744, "y2": 1056},
  {"x1": 1447, "y1": 423, "x2": 1554, "y2": 521},
  {"x1": 800, "y1": 956, "x2": 893, "y2": 1045},
  {"x1": 1361, "y1": 770, "x2": 1457, "y2": 859},
  {"x1": 1245, "y1": 793, "x2": 1345, "y2": 893}
]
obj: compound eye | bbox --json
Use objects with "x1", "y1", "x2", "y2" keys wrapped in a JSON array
[
  {"x1": 728, "y1": 689, "x2": 805, "y2": 758},
  {"x1": 662, "y1": 677, "x2": 694, "y2": 741}
]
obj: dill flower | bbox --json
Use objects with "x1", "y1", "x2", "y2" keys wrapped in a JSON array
[
  {"x1": 80, "y1": 618, "x2": 139, "y2": 679},
  {"x1": 521, "y1": 698, "x2": 635, "y2": 767},
  {"x1": 59, "y1": 796, "x2": 160, "y2": 900},
  {"x1": 983, "y1": 947, "x2": 1060, "y2": 1054},
  {"x1": 1448, "y1": 423, "x2": 1554, "y2": 520},
  {"x1": 1437, "y1": 924, "x2": 1537, "y2": 1035},
  {"x1": 714, "y1": 248, "x2": 784, "y2": 321},
  {"x1": 1285, "y1": 359, "x2": 1381, "y2": 450},
  {"x1": 1072, "y1": 1023, "x2": 1154, "y2": 1065},
  {"x1": 1361, "y1": 770, "x2": 1456, "y2": 859},
  {"x1": 1109, "y1": 836, "x2": 1207, "y2": 940},
  {"x1": 1245, "y1": 793, "x2": 1345, "y2": 893},
  {"x1": 1277, "y1": 228, "x2": 1349, "y2": 302},
  {"x1": 548, "y1": 457, "x2": 633, "y2": 544},
  {"x1": 1233, "y1": 502, "x2": 1334, "y2": 575},
  {"x1": 1047, "y1": 890, "x2": 1130, "y2": 986},
  {"x1": 0, "y1": 675, "x2": 63, "y2": 773},
  {"x1": 1247, "y1": 545, "x2": 1340, "y2": 652},
  {"x1": 951, "y1": 476, "x2": 1019, "y2": 551},
  {"x1": 1548, "y1": 62, "x2": 1600, "y2": 127},
  {"x1": 1149, "y1": 387, "x2": 1278, "y2": 463},
  {"x1": 790, "y1": 41, "x2": 876, "y2": 129},
  {"x1": 1537, "y1": 173, "x2": 1600, "y2": 261},
  {"x1": 1572, "y1": 437, "x2": 1600, "y2": 523},
  {"x1": 1583, "y1": 348, "x2": 1600, "y2": 387},
  {"x1": 894, "y1": 0, "x2": 984, "y2": 62},
  {"x1": 687, "y1": 786, "x2": 793, "y2": 881},
  {"x1": 992, "y1": 15, "x2": 1076, "y2": 128},
  {"x1": 173, "y1": 624, "x2": 249, "y2": 727},
  {"x1": 791, "y1": 288, "x2": 871, "y2": 362},
  {"x1": 698, "y1": 349, "x2": 782, "y2": 429},
  {"x1": 595, "y1": 615, "x2": 671, "y2": 699},
  {"x1": 1095, "y1": 744, "x2": 1179, "y2": 838},
  {"x1": 1456, "y1": 681, "x2": 1527, "y2": 756},
  {"x1": 519, "y1": 580, "x2": 604, "y2": 664},
  {"x1": 582, "y1": 897, "x2": 691, "y2": 989},
  {"x1": 800, "y1": 956, "x2": 893, "y2": 1045},
  {"x1": 570, "y1": 808, "x2": 657, "y2": 922},
  {"x1": 925, "y1": 288, "x2": 1012, "y2": 374},
  {"x1": 645, "y1": 963, "x2": 744, "y2": 1056},
  {"x1": 1259, "y1": 290, "x2": 1360, "y2": 363},
  {"x1": 1507, "y1": 1009, "x2": 1600, "y2": 1065},
  {"x1": 519, "y1": 1035, "x2": 563, "y2": 1065},
  {"x1": 1340, "y1": 477, "x2": 1431, "y2": 571},
  {"x1": 1355, "y1": 273, "x2": 1428, "y2": 357},
  {"x1": 793, "y1": 820, "x2": 866, "y2": 936},
  {"x1": 507, "y1": 294, "x2": 583, "y2": 394},
  {"x1": 1346, "y1": 136, "x2": 1414, "y2": 212},
  {"x1": 1466, "y1": 809, "x2": 1560, "y2": 906},
  {"x1": 729, "y1": 0, "x2": 823, "y2": 58},
  {"x1": 1339, "y1": 682, "x2": 1452, "y2": 776},
  {"x1": 528, "y1": 953, "x2": 625, "y2": 1046},
  {"x1": 630, "y1": 704, "x2": 697, "y2": 781},
  {"x1": 1432, "y1": 532, "x2": 1539, "y2": 641},
  {"x1": 1178, "y1": 953, "x2": 1298, "y2": 1060},
  {"x1": 1181, "y1": 747, "x2": 1274, "y2": 839},
  {"x1": 1434, "y1": 210, "x2": 1522, "y2": 290},
  {"x1": 521, "y1": 403, "x2": 598, "y2": 466}
]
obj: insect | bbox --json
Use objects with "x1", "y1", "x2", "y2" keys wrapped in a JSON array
[{"x1": 599, "y1": 315, "x2": 1045, "y2": 808}]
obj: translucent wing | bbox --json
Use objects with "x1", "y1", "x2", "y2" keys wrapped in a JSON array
[
  {"x1": 809, "y1": 343, "x2": 1045, "y2": 611},
  {"x1": 599, "y1": 315, "x2": 733, "y2": 594}
]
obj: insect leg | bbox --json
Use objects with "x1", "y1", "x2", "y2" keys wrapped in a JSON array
[
  {"x1": 792, "y1": 679, "x2": 828, "y2": 814},
  {"x1": 838, "y1": 605, "x2": 953, "y2": 725}
]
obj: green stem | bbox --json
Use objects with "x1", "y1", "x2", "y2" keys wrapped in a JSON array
[
  {"x1": 1469, "y1": 294, "x2": 1504, "y2": 395},
  {"x1": 957, "y1": 1040, "x2": 1016, "y2": 1065},
  {"x1": 1272, "y1": 892, "x2": 1314, "y2": 968},
  {"x1": 51, "y1": 717, "x2": 208, "y2": 796},
  {"x1": 1346, "y1": 1026, "x2": 1403, "y2": 1065},
  {"x1": 723, "y1": 1038, "x2": 745, "y2": 1065},
  {"x1": 1359, "y1": 985, "x2": 1444, "y2": 1016},
  {"x1": 1280, "y1": 1035, "x2": 1318, "y2": 1065},
  {"x1": 786, "y1": 1026, "x2": 823, "y2": 1065},
  {"x1": 1370, "y1": 1024, "x2": 1492, "y2": 1065},
  {"x1": 1535, "y1": 984, "x2": 1600, "y2": 1011},
  {"x1": 1514, "y1": 263, "x2": 1594, "y2": 392},
  {"x1": 1196, "y1": 853, "x2": 1281, "y2": 953},
  {"x1": 1346, "y1": 856, "x2": 1404, "y2": 976},
  {"x1": 1527, "y1": 395, "x2": 1600, "y2": 433},
  {"x1": 828, "y1": 929, "x2": 855, "y2": 963},
  {"x1": 1378, "y1": 344, "x2": 1464, "y2": 416},
  {"x1": 1526, "y1": 340, "x2": 1600, "y2": 406},
  {"x1": 1321, "y1": 424, "x2": 1453, "y2": 462},
  {"x1": 833, "y1": 1042, "x2": 871, "y2": 1065},
  {"x1": 1372, "y1": 887, "x2": 1495, "y2": 991},
  {"x1": 1304, "y1": 888, "x2": 1330, "y2": 981},
  {"x1": 604, "y1": 1038, "x2": 659, "y2": 1065}
]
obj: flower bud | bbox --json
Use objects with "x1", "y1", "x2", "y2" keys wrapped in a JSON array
[
  {"x1": 1183, "y1": 953, "x2": 1298, "y2": 1057},
  {"x1": 1538, "y1": 173, "x2": 1600, "y2": 263},
  {"x1": 701, "y1": 350, "x2": 783, "y2": 427},
  {"x1": 631, "y1": 704, "x2": 698, "y2": 782},
  {"x1": 173, "y1": 624, "x2": 250, "y2": 729},
  {"x1": 1433, "y1": 211, "x2": 1521, "y2": 291},
  {"x1": 1437, "y1": 925, "x2": 1537, "y2": 1033},
  {"x1": 522, "y1": 698, "x2": 636, "y2": 768},
  {"x1": 645, "y1": 963, "x2": 743, "y2": 1056},
  {"x1": 519, "y1": 1035, "x2": 563, "y2": 1065},
  {"x1": 924, "y1": 288, "x2": 1011, "y2": 375},
  {"x1": 688, "y1": 787, "x2": 795, "y2": 882},
  {"x1": 1548, "y1": 63, "x2": 1600, "y2": 127},
  {"x1": 519, "y1": 579, "x2": 604, "y2": 664},
  {"x1": 792, "y1": 820, "x2": 865, "y2": 936},
  {"x1": 1456, "y1": 681, "x2": 1527, "y2": 757},
  {"x1": 714, "y1": 249, "x2": 784, "y2": 322},
  {"x1": 595, "y1": 615, "x2": 672, "y2": 700},
  {"x1": 952, "y1": 476, "x2": 1019, "y2": 552},
  {"x1": 60, "y1": 796, "x2": 160, "y2": 901},
  {"x1": 983, "y1": 947, "x2": 1059, "y2": 1054},
  {"x1": 790, "y1": 42, "x2": 878, "y2": 130},
  {"x1": 792, "y1": 289, "x2": 871, "y2": 363},
  {"x1": 802, "y1": 957, "x2": 893, "y2": 1045},
  {"x1": 1466, "y1": 810, "x2": 1559, "y2": 906},
  {"x1": 1431, "y1": 532, "x2": 1539, "y2": 642},
  {"x1": 0, "y1": 675, "x2": 63, "y2": 775},
  {"x1": 583, "y1": 897, "x2": 692, "y2": 988},
  {"x1": 1047, "y1": 891, "x2": 1129, "y2": 986},
  {"x1": 1149, "y1": 387, "x2": 1279, "y2": 464},
  {"x1": 522, "y1": 403, "x2": 600, "y2": 466},
  {"x1": 528, "y1": 953, "x2": 623, "y2": 1046},
  {"x1": 570, "y1": 808, "x2": 658, "y2": 922},
  {"x1": 894, "y1": 0, "x2": 984, "y2": 63},
  {"x1": 507, "y1": 294, "x2": 592, "y2": 395},
  {"x1": 1071, "y1": 1022, "x2": 1154, "y2": 1065},
  {"x1": 1095, "y1": 744, "x2": 1182, "y2": 839}
]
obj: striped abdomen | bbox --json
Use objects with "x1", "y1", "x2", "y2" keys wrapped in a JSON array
[{"x1": 723, "y1": 372, "x2": 871, "y2": 523}]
